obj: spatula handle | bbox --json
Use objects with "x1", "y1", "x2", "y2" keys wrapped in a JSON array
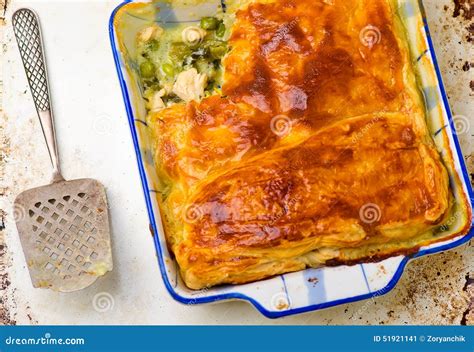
[{"x1": 12, "y1": 8, "x2": 63, "y2": 183}]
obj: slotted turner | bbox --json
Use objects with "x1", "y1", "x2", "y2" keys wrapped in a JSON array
[{"x1": 12, "y1": 8, "x2": 113, "y2": 292}]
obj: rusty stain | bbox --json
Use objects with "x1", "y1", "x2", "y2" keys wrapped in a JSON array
[
  {"x1": 453, "y1": 0, "x2": 473, "y2": 21},
  {"x1": 467, "y1": 22, "x2": 474, "y2": 42},
  {"x1": 0, "y1": 242, "x2": 16, "y2": 325},
  {"x1": 349, "y1": 250, "x2": 471, "y2": 325},
  {"x1": 452, "y1": 0, "x2": 474, "y2": 42},
  {"x1": 461, "y1": 273, "x2": 474, "y2": 325},
  {"x1": 0, "y1": 0, "x2": 7, "y2": 24}
]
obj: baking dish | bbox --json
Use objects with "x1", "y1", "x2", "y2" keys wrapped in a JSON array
[{"x1": 109, "y1": 0, "x2": 474, "y2": 318}]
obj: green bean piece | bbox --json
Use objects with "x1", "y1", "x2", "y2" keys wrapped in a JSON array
[
  {"x1": 147, "y1": 39, "x2": 160, "y2": 51},
  {"x1": 162, "y1": 63, "x2": 175, "y2": 77},
  {"x1": 195, "y1": 59, "x2": 216, "y2": 78},
  {"x1": 195, "y1": 59, "x2": 209, "y2": 73},
  {"x1": 169, "y1": 42, "x2": 192, "y2": 61},
  {"x1": 216, "y1": 22, "x2": 226, "y2": 37},
  {"x1": 143, "y1": 79, "x2": 160, "y2": 91},
  {"x1": 200, "y1": 17, "x2": 218, "y2": 30},
  {"x1": 140, "y1": 61, "x2": 156, "y2": 78},
  {"x1": 209, "y1": 45, "x2": 227, "y2": 59}
]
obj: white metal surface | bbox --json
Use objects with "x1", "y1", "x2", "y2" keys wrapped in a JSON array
[{"x1": 1, "y1": 0, "x2": 473, "y2": 324}]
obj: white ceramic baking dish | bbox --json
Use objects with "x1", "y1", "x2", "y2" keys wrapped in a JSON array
[{"x1": 109, "y1": 0, "x2": 474, "y2": 318}]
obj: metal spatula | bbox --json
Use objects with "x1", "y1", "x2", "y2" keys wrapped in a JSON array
[{"x1": 12, "y1": 8, "x2": 113, "y2": 292}]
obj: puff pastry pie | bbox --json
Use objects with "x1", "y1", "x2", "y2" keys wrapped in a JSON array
[{"x1": 136, "y1": 0, "x2": 470, "y2": 289}]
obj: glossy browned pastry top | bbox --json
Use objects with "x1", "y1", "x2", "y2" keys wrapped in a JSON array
[{"x1": 223, "y1": 0, "x2": 421, "y2": 120}]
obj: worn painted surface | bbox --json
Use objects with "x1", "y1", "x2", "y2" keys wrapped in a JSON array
[{"x1": 0, "y1": 0, "x2": 473, "y2": 325}]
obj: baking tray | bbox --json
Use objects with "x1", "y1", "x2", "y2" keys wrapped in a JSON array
[{"x1": 109, "y1": 0, "x2": 474, "y2": 318}]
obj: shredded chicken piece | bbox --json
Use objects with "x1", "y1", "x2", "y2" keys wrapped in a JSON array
[
  {"x1": 138, "y1": 24, "x2": 164, "y2": 43},
  {"x1": 148, "y1": 89, "x2": 166, "y2": 111},
  {"x1": 172, "y1": 68, "x2": 208, "y2": 102}
]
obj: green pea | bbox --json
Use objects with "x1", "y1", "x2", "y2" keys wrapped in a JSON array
[
  {"x1": 216, "y1": 22, "x2": 226, "y2": 37},
  {"x1": 209, "y1": 45, "x2": 227, "y2": 59},
  {"x1": 162, "y1": 63, "x2": 175, "y2": 77},
  {"x1": 200, "y1": 17, "x2": 218, "y2": 30},
  {"x1": 140, "y1": 61, "x2": 156, "y2": 78}
]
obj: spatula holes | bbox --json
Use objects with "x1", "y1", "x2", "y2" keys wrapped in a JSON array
[
  {"x1": 73, "y1": 215, "x2": 83, "y2": 225},
  {"x1": 39, "y1": 231, "x2": 48, "y2": 240},
  {"x1": 87, "y1": 236, "x2": 95, "y2": 244},
  {"x1": 32, "y1": 225, "x2": 38, "y2": 232},
  {"x1": 83, "y1": 262, "x2": 91, "y2": 269},
  {"x1": 59, "y1": 218, "x2": 67, "y2": 226},
  {"x1": 90, "y1": 251, "x2": 98, "y2": 260},
  {"x1": 54, "y1": 228, "x2": 62, "y2": 236},
  {"x1": 67, "y1": 264, "x2": 76, "y2": 272},
  {"x1": 41, "y1": 206, "x2": 50, "y2": 214},
  {"x1": 80, "y1": 244, "x2": 88, "y2": 253},
  {"x1": 50, "y1": 252, "x2": 58, "y2": 260},
  {"x1": 76, "y1": 255, "x2": 84, "y2": 263},
  {"x1": 72, "y1": 199, "x2": 79, "y2": 207},
  {"x1": 35, "y1": 202, "x2": 41, "y2": 208},
  {"x1": 80, "y1": 205, "x2": 89, "y2": 214},
  {"x1": 63, "y1": 195, "x2": 71, "y2": 202},
  {"x1": 36, "y1": 240, "x2": 41, "y2": 246},
  {"x1": 65, "y1": 248, "x2": 73, "y2": 256},
  {"x1": 77, "y1": 230, "x2": 85, "y2": 237},
  {"x1": 45, "y1": 222, "x2": 52, "y2": 230},
  {"x1": 36, "y1": 216, "x2": 44, "y2": 224},
  {"x1": 69, "y1": 224, "x2": 78, "y2": 233},
  {"x1": 62, "y1": 233, "x2": 70, "y2": 241},
  {"x1": 78, "y1": 193, "x2": 86, "y2": 198},
  {"x1": 45, "y1": 262, "x2": 54, "y2": 270},
  {"x1": 52, "y1": 212, "x2": 59, "y2": 220},
  {"x1": 57, "y1": 203, "x2": 64, "y2": 210},
  {"x1": 59, "y1": 258, "x2": 69, "y2": 267},
  {"x1": 48, "y1": 199, "x2": 56, "y2": 205},
  {"x1": 91, "y1": 228, "x2": 97, "y2": 235},
  {"x1": 47, "y1": 237, "x2": 55, "y2": 244},
  {"x1": 84, "y1": 221, "x2": 92, "y2": 230},
  {"x1": 57, "y1": 243, "x2": 65, "y2": 251},
  {"x1": 43, "y1": 247, "x2": 50, "y2": 254},
  {"x1": 29, "y1": 210, "x2": 35, "y2": 217},
  {"x1": 66, "y1": 209, "x2": 74, "y2": 217},
  {"x1": 53, "y1": 268, "x2": 60, "y2": 275},
  {"x1": 72, "y1": 240, "x2": 80, "y2": 247},
  {"x1": 63, "y1": 275, "x2": 71, "y2": 279}
]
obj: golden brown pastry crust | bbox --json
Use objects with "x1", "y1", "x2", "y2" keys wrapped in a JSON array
[{"x1": 148, "y1": 0, "x2": 469, "y2": 289}]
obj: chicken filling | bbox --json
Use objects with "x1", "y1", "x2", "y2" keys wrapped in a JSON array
[{"x1": 136, "y1": 17, "x2": 229, "y2": 112}]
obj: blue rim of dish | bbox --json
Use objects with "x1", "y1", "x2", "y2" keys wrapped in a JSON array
[{"x1": 109, "y1": 0, "x2": 474, "y2": 319}]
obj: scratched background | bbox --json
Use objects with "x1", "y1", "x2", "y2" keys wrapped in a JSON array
[{"x1": 0, "y1": 0, "x2": 473, "y2": 325}]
